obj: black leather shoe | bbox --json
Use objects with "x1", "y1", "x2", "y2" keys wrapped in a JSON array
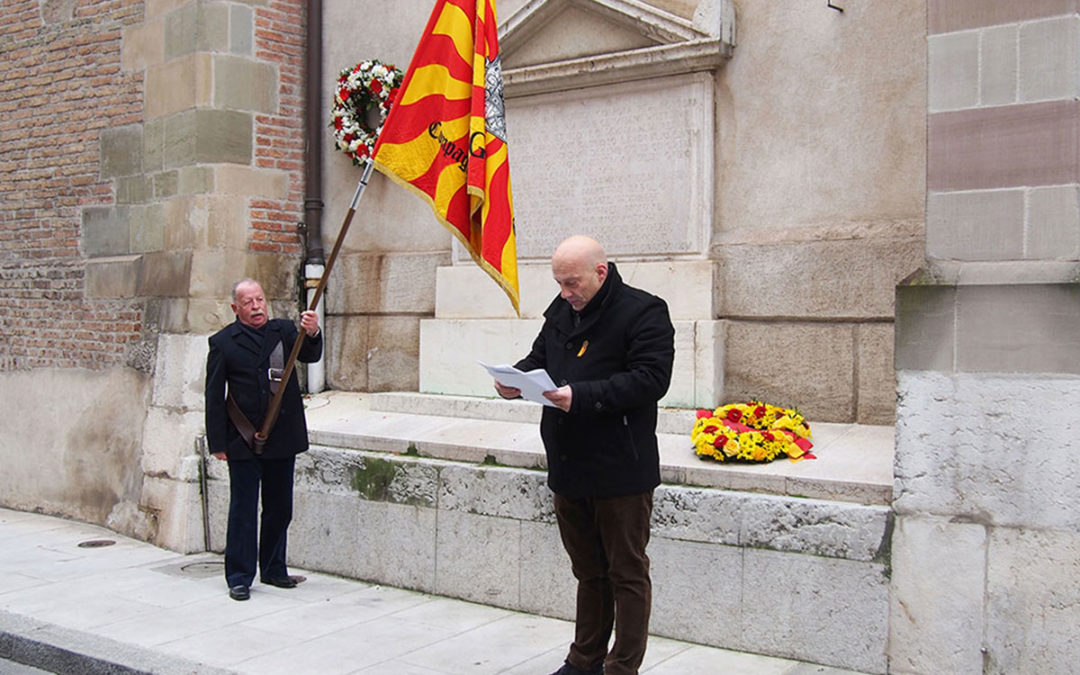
[
  {"x1": 549, "y1": 661, "x2": 603, "y2": 675},
  {"x1": 228, "y1": 585, "x2": 250, "y2": 601},
  {"x1": 260, "y1": 575, "x2": 303, "y2": 588}
]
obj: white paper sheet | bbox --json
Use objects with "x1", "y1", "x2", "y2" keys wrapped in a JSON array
[{"x1": 479, "y1": 361, "x2": 558, "y2": 407}]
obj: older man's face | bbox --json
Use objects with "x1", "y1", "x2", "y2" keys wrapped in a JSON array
[
  {"x1": 232, "y1": 282, "x2": 268, "y2": 328},
  {"x1": 553, "y1": 258, "x2": 607, "y2": 312}
]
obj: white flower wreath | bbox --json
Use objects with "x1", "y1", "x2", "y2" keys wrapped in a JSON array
[{"x1": 330, "y1": 59, "x2": 404, "y2": 165}]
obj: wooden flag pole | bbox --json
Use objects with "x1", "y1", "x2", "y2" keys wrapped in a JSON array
[{"x1": 253, "y1": 158, "x2": 374, "y2": 454}]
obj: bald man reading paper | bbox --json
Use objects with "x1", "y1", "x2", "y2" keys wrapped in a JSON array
[{"x1": 494, "y1": 236, "x2": 675, "y2": 675}]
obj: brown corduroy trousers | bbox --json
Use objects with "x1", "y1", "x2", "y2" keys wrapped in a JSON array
[{"x1": 553, "y1": 490, "x2": 654, "y2": 675}]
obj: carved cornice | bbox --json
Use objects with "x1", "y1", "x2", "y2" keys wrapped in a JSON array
[
  {"x1": 500, "y1": 0, "x2": 734, "y2": 97},
  {"x1": 501, "y1": 0, "x2": 704, "y2": 46},
  {"x1": 503, "y1": 38, "x2": 728, "y2": 97}
]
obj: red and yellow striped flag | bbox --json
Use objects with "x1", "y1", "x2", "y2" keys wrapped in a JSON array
[{"x1": 372, "y1": 0, "x2": 519, "y2": 315}]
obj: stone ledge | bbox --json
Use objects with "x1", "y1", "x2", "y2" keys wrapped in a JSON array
[
  {"x1": 279, "y1": 441, "x2": 890, "y2": 672},
  {"x1": 896, "y1": 279, "x2": 1080, "y2": 374},
  {"x1": 303, "y1": 391, "x2": 894, "y2": 506},
  {"x1": 294, "y1": 445, "x2": 891, "y2": 563}
]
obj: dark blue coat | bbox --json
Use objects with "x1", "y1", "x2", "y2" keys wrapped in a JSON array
[
  {"x1": 205, "y1": 318, "x2": 322, "y2": 461},
  {"x1": 516, "y1": 262, "x2": 675, "y2": 499}
]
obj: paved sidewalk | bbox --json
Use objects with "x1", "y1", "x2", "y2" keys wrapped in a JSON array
[{"x1": 0, "y1": 508, "x2": 865, "y2": 675}]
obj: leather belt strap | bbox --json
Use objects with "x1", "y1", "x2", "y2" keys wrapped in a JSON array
[
  {"x1": 225, "y1": 339, "x2": 285, "y2": 454},
  {"x1": 267, "y1": 339, "x2": 284, "y2": 395},
  {"x1": 226, "y1": 392, "x2": 256, "y2": 451}
]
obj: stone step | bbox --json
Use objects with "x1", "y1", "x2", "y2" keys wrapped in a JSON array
[
  {"x1": 277, "y1": 391, "x2": 894, "y2": 672},
  {"x1": 367, "y1": 391, "x2": 698, "y2": 433},
  {"x1": 304, "y1": 391, "x2": 894, "y2": 505}
]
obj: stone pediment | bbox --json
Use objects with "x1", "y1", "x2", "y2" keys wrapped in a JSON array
[{"x1": 499, "y1": 0, "x2": 734, "y2": 96}]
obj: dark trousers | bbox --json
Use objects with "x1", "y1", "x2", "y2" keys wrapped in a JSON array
[
  {"x1": 554, "y1": 490, "x2": 654, "y2": 675},
  {"x1": 224, "y1": 456, "x2": 295, "y2": 587}
]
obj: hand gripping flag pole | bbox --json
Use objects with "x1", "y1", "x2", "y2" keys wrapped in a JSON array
[{"x1": 252, "y1": 158, "x2": 374, "y2": 454}]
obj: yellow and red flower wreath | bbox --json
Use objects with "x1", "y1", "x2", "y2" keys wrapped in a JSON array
[{"x1": 691, "y1": 401, "x2": 814, "y2": 463}]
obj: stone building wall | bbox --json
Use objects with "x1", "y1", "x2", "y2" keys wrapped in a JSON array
[
  {"x1": 0, "y1": 0, "x2": 153, "y2": 529},
  {"x1": 2, "y1": 0, "x2": 926, "y2": 547},
  {"x1": 5, "y1": 1, "x2": 1079, "y2": 671},
  {"x1": 0, "y1": 0, "x2": 310, "y2": 546},
  {"x1": 195, "y1": 442, "x2": 893, "y2": 673},
  {"x1": 318, "y1": 0, "x2": 926, "y2": 424},
  {"x1": 892, "y1": 2, "x2": 1080, "y2": 673}
]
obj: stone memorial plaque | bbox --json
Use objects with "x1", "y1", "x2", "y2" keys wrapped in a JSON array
[{"x1": 453, "y1": 73, "x2": 714, "y2": 262}]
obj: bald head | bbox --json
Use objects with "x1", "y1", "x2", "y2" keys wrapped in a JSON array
[
  {"x1": 552, "y1": 235, "x2": 608, "y2": 311},
  {"x1": 553, "y1": 235, "x2": 606, "y2": 269}
]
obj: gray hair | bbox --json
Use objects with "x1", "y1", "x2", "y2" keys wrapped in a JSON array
[{"x1": 231, "y1": 278, "x2": 259, "y2": 302}]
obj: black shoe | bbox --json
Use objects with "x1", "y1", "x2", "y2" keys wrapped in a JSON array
[
  {"x1": 228, "y1": 585, "x2": 250, "y2": 601},
  {"x1": 260, "y1": 575, "x2": 303, "y2": 588},
  {"x1": 549, "y1": 661, "x2": 603, "y2": 675}
]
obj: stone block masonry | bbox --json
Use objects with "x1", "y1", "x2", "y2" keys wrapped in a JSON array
[
  {"x1": 233, "y1": 444, "x2": 893, "y2": 674},
  {"x1": 893, "y1": 2, "x2": 1080, "y2": 671},
  {"x1": 1, "y1": 0, "x2": 308, "y2": 370},
  {"x1": 188, "y1": 388, "x2": 894, "y2": 670},
  {"x1": 0, "y1": 0, "x2": 313, "y2": 549}
]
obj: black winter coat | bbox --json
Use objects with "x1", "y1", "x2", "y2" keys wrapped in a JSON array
[
  {"x1": 205, "y1": 318, "x2": 323, "y2": 461},
  {"x1": 516, "y1": 262, "x2": 675, "y2": 498}
]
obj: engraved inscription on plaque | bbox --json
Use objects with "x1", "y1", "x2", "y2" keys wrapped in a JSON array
[{"x1": 458, "y1": 73, "x2": 714, "y2": 261}]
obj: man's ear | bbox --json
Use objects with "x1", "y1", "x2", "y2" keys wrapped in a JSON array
[{"x1": 596, "y1": 263, "x2": 608, "y2": 282}]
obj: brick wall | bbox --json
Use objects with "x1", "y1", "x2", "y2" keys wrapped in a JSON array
[
  {"x1": 0, "y1": 0, "x2": 310, "y2": 369},
  {"x1": 0, "y1": 0, "x2": 145, "y2": 371},
  {"x1": 251, "y1": 1, "x2": 305, "y2": 257}
]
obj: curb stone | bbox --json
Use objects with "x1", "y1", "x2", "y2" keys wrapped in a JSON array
[{"x1": 0, "y1": 610, "x2": 233, "y2": 675}]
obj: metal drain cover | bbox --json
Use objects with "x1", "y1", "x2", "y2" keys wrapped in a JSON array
[
  {"x1": 179, "y1": 561, "x2": 224, "y2": 578},
  {"x1": 77, "y1": 539, "x2": 116, "y2": 548}
]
